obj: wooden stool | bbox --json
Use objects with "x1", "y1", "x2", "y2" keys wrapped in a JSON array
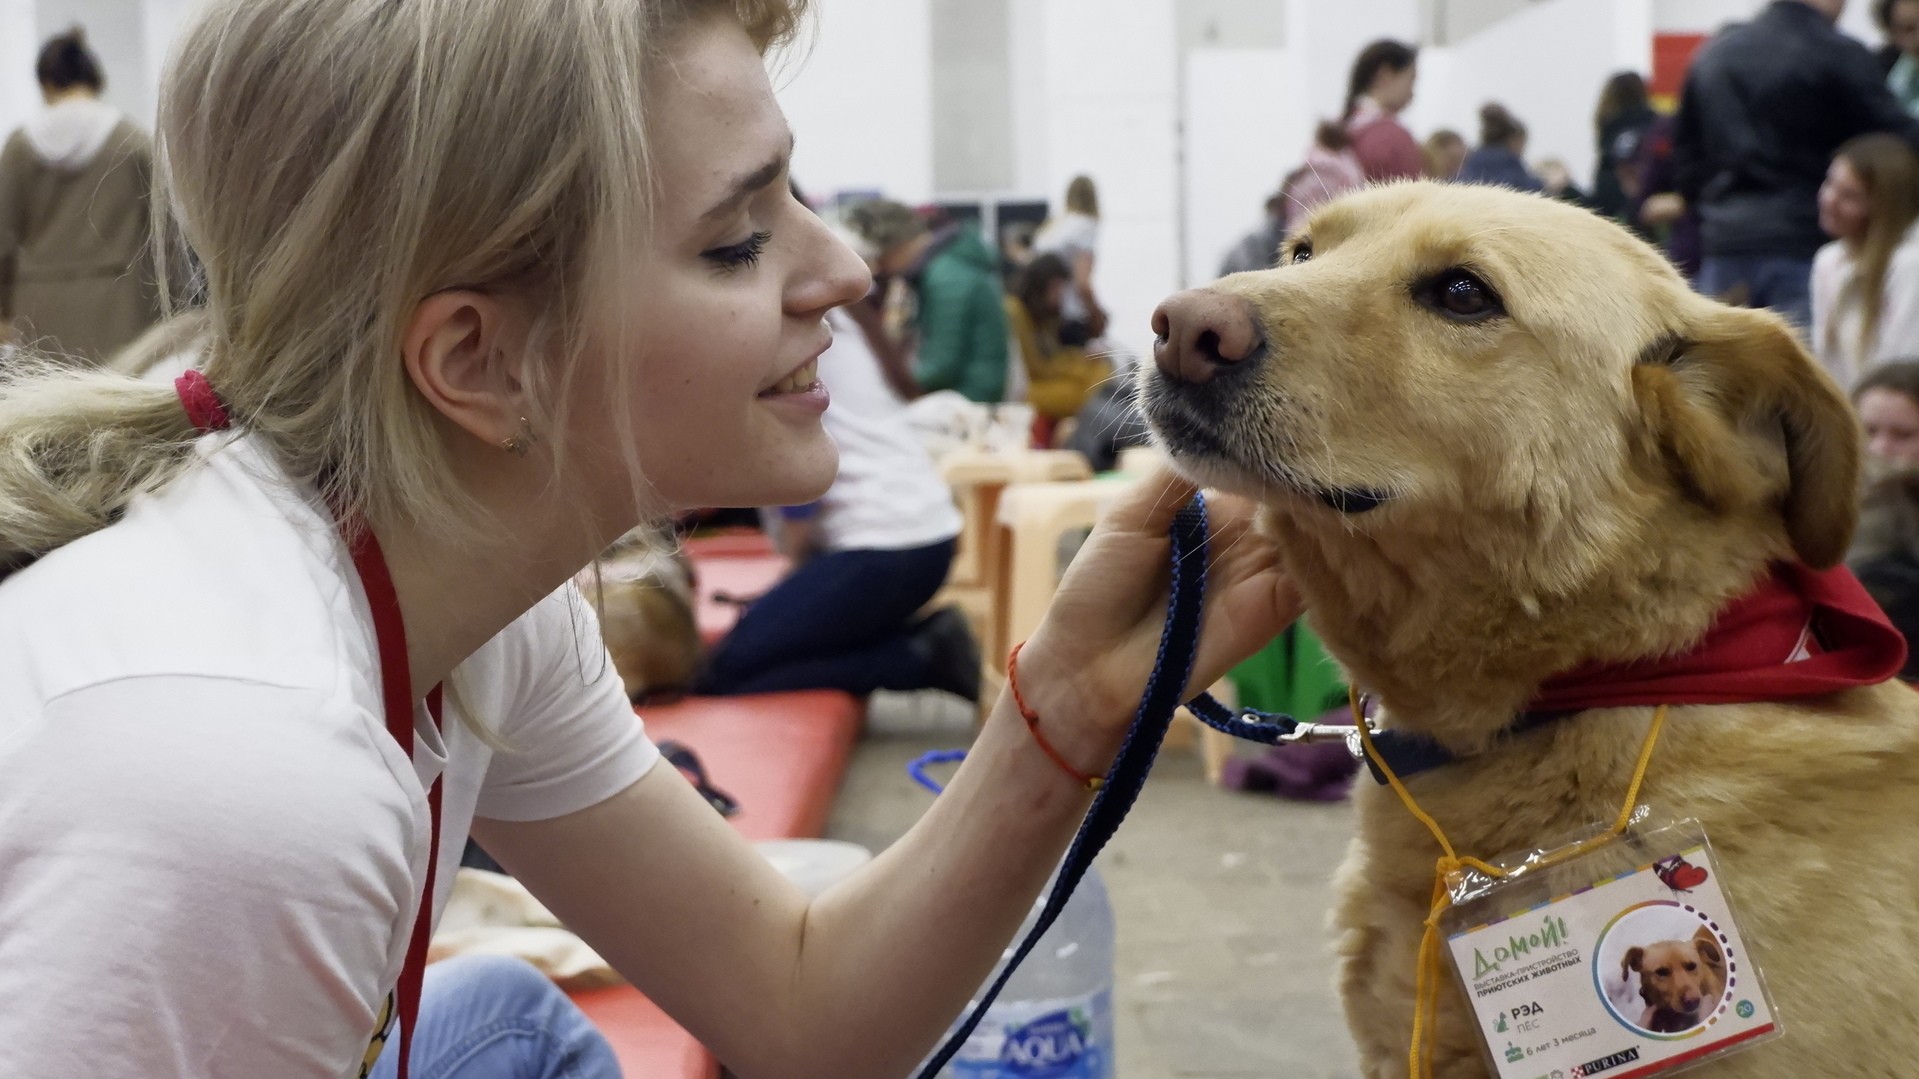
[
  {"x1": 991, "y1": 476, "x2": 1238, "y2": 780},
  {"x1": 936, "y1": 449, "x2": 1092, "y2": 657}
]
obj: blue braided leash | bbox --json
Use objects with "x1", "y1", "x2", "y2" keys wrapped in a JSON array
[{"x1": 914, "y1": 492, "x2": 1315, "y2": 1078}]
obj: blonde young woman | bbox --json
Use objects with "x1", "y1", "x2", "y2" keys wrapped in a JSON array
[
  {"x1": 0, "y1": 2, "x2": 1297, "y2": 1078},
  {"x1": 1811, "y1": 133, "x2": 1919, "y2": 388}
]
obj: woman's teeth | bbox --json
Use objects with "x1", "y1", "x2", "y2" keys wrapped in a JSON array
[{"x1": 767, "y1": 360, "x2": 818, "y2": 395}]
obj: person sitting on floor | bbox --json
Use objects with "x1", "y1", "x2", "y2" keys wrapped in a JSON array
[
  {"x1": 697, "y1": 290, "x2": 979, "y2": 701},
  {"x1": 1007, "y1": 253, "x2": 1112, "y2": 448}
]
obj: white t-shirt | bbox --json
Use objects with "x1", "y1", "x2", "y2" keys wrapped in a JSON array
[
  {"x1": 0, "y1": 437, "x2": 659, "y2": 1078},
  {"x1": 809, "y1": 312, "x2": 963, "y2": 553},
  {"x1": 1811, "y1": 222, "x2": 1919, "y2": 389}
]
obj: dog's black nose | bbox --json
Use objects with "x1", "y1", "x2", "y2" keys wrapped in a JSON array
[{"x1": 1152, "y1": 289, "x2": 1266, "y2": 385}]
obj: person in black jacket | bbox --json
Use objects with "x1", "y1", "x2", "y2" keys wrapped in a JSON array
[{"x1": 1673, "y1": 0, "x2": 1919, "y2": 328}]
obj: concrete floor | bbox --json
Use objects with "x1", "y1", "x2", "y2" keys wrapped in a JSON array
[{"x1": 827, "y1": 694, "x2": 1364, "y2": 1078}]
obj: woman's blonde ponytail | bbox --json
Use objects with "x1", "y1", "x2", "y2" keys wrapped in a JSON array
[{"x1": 0, "y1": 358, "x2": 202, "y2": 573}]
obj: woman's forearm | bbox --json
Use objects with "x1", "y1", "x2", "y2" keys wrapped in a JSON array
[{"x1": 782, "y1": 674, "x2": 1122, "y2": 1079}]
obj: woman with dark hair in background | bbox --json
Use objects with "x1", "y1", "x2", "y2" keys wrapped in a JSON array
[
  {"x1": 1811, "y1": 134, "x2": 1919, "y2": 388},
  {"x1": 1849, "y1": 361, "x2": 1919, "y2": 680},
  {"x1": 1459, "y1": 103, "x2": 1543, "y2": 192},
  {"x1": 1592, "y1": 72, "x2": 1659, "y2": 222},
  {"x1": 1342, "y1": 40, "x2": 1422, "y2": 183},
  {"x1": 1629, "y1": 113, "x2": 1703, "y2": 279},
  {"x1": 0, "y1": 29, "x2": 164, "y2": 363}
]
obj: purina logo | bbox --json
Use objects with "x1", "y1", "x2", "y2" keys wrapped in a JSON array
[
  {"x1": 1000, "y1": 1008, "x2": 1093, "y2": 1077},
  {"x1": 1570, "y1": 1047, "x2": 1641, "y2": 1077}
]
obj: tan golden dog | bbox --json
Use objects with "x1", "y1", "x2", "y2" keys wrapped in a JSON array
[{"x1": 1140, "y1": 182, "x2": 1919, "y2": 1077}]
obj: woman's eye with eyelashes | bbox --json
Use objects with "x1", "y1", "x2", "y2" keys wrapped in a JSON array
[{"x1": 702, "y1": 230, "x2": 772, "y2": 272}]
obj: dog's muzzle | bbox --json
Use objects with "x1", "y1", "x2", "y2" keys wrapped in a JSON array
[{"x1": 1144, "y1": 289, "x2": 1391, "y2": 516}]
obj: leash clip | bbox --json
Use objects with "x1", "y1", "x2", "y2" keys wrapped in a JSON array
[{"x1": 1274, "y1": 718, "x2": 1370, "y2": 746}]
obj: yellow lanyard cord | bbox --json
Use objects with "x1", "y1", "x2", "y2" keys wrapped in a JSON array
[{"x1": 1350, "y1": 690, "x2": 1668, "y2": 1079}]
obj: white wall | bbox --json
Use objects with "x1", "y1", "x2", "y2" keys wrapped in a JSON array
[
  {"x1": 1181, "y1": 48, "x2": 1303, "y2": 283},
  {"x1": 1177, "y1": 0, "x2": 1286, "y2": 50},
  {"x1": 1655, "y1": 0, "x2": 1757, "y2": 31},
  {"x1": 777, "y1": 0, "x2": 936, "y2": 202},
  {"x1": 1033, "y1": 0, "x2": 1181, "y2": 359},
  {"x1": 1, "y1": 0, "x2": 38, "y2": 139}
]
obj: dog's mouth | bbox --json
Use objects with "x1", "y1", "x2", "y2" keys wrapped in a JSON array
[{"x1": 1141, "y1": 371, "x2": 1393, "y2": 516}]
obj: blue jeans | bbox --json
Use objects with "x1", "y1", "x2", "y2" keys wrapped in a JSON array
[
  {"x1": 1696, "y1": 256, "x2": 1813, "y2": 329},
  {"x1": 370, "y1": 956, "x2": 621, "y2": 1079},
  {"x1": 698, "y1": 539, "x2": 957, "y2": 696}
]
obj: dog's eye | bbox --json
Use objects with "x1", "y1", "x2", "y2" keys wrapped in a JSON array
[
  {"x1": 1684, "y1": 962, "x2": 1697, "y2": 971},
  {"x1": 1655, "y1": 967, "x2": 1671, "y2": 978},
  {"x1": 1421, "y1": 269, "x2": 1504, "y2": 322},
  {"x1": 1290, "y1": 242, "x2": 1312, "y2": 265}
]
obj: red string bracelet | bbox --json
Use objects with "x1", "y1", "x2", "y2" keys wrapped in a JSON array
[{"x1": 1006, "y1": 642, "x2": 1104, "y2": 793}]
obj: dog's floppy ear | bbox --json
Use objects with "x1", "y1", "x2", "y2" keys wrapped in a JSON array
[
  {"x1": 1624, "y1": 946, "x2": 1646, "y2": 976},
  {"x1": 1630, "y1": 306, "x2": 1861, "y2": 568},
  {"x1": 1693, "y1": 929, "x2": 1725, "y2": 970}
]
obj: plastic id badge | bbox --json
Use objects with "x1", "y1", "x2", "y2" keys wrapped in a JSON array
[{"x1": 1440, "y1": 819, "x2": 1780, "y2": 1079}]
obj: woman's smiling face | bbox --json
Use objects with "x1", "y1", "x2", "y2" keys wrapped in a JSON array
[{"x1": 574, "y1": 15, "x2": 871, "y2": 520}]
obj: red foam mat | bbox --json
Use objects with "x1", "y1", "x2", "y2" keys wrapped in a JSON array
[
  {"x1": 570, "y1": 691, "x2": 865, "y2": 1074},
  {"x1": 572, "y1": 988, "x2": 720, "y2": 1079},
  {"x1": 688, "y1": 546, "x2": 789, "y2": 647},
  {"x1": 642, "y1": 691, "x2": 865, "y2": 842}
]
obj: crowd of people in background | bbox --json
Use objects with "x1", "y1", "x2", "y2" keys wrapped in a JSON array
[{"x1": 13, "y1": 3, "x2": 1919, "y2": 698}]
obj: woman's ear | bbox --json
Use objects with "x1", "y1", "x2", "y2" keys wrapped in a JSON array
[
  {"x1": 402, "y1": 291, "x2": 532, "y2": 451},
  {"x1": 1630, "y1": 305, "x2": 1861, "y2": 568}
]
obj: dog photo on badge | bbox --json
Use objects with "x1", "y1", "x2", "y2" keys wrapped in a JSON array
[{"x1": 1595, "y1": 903, "x2": 1731, "y2": 1037}]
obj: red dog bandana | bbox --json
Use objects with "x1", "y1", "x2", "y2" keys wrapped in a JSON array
[{"x1": 1531, "y1": 564, "x2": 1909, "y2": 711}]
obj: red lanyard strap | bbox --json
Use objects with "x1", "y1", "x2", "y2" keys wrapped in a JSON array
[{"x1": 344, "y1": 517, "x2": 442, "y2": 1079}]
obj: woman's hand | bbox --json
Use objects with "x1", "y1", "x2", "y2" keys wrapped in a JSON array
[{"x1": 1019, "y1": 468, "x2": 1302, "y2": 742}]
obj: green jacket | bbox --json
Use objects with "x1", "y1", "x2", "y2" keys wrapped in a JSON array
[{"x1": 911, "y1": 227, "x2": 1009, "y2": 403}]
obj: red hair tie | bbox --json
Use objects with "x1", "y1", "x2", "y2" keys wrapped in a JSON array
[{"x1": 174, "y1": 370, "x2": 231, "y2": 434}]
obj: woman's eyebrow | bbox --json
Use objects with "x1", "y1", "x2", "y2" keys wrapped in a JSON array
[{"x1": 699, "y1": 131, "x2": 796, "y2": 226}]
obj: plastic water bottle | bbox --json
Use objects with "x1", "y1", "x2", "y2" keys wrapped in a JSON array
[{"x1": 928, "y1": 864, "x2": 1117, "y2": 1078}]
